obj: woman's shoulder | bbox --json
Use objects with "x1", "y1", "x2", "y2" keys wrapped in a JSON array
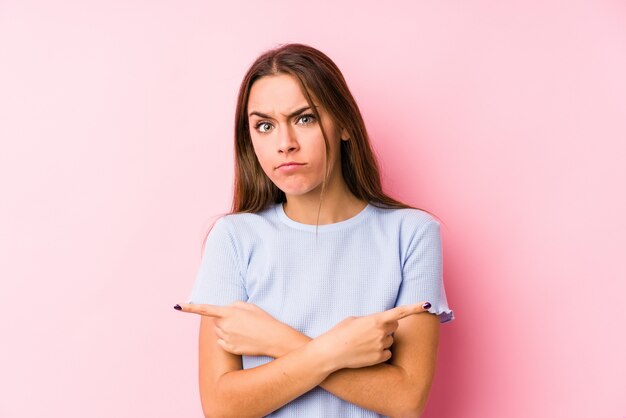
[
  {"x1": 209, "y1": 204, "x2": 278, "y2": 236},
  {"x1": 368, "y1": 202, "x2": 440, "y2": 229},
  {"x1": 217, "y1": 204, "x2": 276, "y2": 223},
  {"x1": 367, "y1": 203, "x2": 442, "y2": 251}
]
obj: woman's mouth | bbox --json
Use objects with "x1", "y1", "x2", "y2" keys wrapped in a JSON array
[{"x1": 277, "y1": 162, "x2": 305, "y2": 172}]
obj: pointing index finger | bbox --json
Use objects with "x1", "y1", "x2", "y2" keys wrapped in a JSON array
[
  {"x1": 380, "y1": 302, "x2": 431, "y2": 322},
  {"x1": 174, "y1": 303, "x2": 227, "y2": 318}
]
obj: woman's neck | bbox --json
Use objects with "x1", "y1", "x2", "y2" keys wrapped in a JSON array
[{"x1": 282, "y1": 185, "x2": 368, "y2": 225}]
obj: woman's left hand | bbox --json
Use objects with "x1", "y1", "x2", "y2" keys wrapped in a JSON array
[{"x1": 175, "y1": 301, "x2": 293, "y2": 357}]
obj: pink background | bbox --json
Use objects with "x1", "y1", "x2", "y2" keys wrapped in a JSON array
[{"x1": 1, "y1": 1, "x2": 625, "y2": 417}]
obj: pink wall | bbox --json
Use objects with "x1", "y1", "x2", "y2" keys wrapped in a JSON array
[{"x1": 1, "y1": 1, "x2": 624, "y2": 417}]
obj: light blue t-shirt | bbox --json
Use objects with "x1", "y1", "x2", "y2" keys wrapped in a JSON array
[{"x1": 187, "y1": 202, "x2": 454, "y2": 417}]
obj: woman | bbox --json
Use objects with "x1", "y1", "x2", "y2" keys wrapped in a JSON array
[{"x1": 175, "y1": 43, "x2": 454, "y2": 417}]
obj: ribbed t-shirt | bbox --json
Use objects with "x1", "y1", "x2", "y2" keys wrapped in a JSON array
[{"x1": 187, "y1": 202, "x2": 454, "y2": 417}]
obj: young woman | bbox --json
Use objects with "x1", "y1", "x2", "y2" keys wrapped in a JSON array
[{"x1": 175, "y1": 43, "x2": 454, "y2": 418}]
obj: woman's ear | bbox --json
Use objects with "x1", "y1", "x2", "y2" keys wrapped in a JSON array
[{"x1": 340, "y1": 127, "x2": 350, "y2": 141}]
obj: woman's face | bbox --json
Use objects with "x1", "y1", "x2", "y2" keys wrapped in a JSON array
[{"x1": 247, "y1": 73, "x2": 348, "y2": 199}]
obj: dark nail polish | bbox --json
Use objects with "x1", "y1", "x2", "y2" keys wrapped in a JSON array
[
  {"x1": 174, "y1": 304, "x2": 182, "y2": 310},
  {"x1": 422, "y1": 302, "x2": 431, "y2": 310}
]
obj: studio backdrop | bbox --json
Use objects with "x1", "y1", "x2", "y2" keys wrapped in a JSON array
[{"x1": 0, "y1": 1, "x2": 624, "y2": 417}]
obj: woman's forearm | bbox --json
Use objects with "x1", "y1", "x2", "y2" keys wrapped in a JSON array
[
  {"x1": 276, "y1": 331, "x2": 420, "y2": 417},
  {"x1": 318, "y1": 363, "x2": 419, "y2": 417},
  {"x1": 210, "y1": 339, "x2": 337, "y2": 418}
]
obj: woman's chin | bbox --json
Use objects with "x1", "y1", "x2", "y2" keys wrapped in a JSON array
[{"x1": 279, "y1": 186, "x2": 324, "y2": 200}]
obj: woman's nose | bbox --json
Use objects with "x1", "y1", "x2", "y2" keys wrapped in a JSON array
[{"x1": 277, "y1": 125, "x2": 299, "y2": 153}]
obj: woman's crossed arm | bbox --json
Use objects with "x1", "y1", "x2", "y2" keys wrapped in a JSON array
[
  {"x1": 273, "y1": 311, "x2": 440, "y2": 418},
  {"x1": 195, "y1": 315, "x2": 335, "y2": 418},
  {"x1": 177, "y1": 301, "x2": 436, "y2": 418}
]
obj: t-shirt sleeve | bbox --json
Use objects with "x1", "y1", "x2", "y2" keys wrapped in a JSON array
[
  {"x1": 395, "y1": 219, "x2": 455, "y2": 324},
  {"x1": 186, "y1": 217, "x2": 248, "y2": 305}
]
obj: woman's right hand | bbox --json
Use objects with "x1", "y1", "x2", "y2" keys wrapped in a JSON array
[{"x1": 313, "y1": 302, "x2": 432, "y2": 371}]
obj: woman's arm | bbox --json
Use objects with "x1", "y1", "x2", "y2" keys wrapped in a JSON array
[
  {"x1": 187, "y1": 302, "x2": 436, "y2": 417},
  {"x1": 198, "y1": 315, "x2": 336, "y2": 418},
  {"x1": 188, "y1": 303, "x2": 424, "y2": 418},
  {"x1": 271, "y1": 313, "x2": 441, "y2": 418}
]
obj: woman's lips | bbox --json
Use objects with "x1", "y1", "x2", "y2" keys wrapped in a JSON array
[{"x1": 277, "y1": 162, "x2": 305, "y2": 172}]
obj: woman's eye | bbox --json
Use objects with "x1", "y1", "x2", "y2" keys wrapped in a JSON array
[
  {"x1": 256, "y1": 122, "x2": 273, "y2": 133},
  {"x1": 296, "y1": 114, "x2": 316, "y2": 125}
]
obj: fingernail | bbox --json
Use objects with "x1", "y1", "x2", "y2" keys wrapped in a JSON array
[
  {"x1": 173, "y1": 304, "x2": 182, "y2": 310},
  {"x1": 422, "y1": 302, "x2": 431, "y2": 310}
]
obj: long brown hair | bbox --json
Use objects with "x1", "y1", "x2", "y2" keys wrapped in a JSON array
[{"x1": 201, "y1": 43, "x2": 440, "y2": 252}]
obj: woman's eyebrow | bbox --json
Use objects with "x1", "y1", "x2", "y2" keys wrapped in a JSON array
[{"x1": 248, "y1": 105, "x2": 317, "y2": 120}]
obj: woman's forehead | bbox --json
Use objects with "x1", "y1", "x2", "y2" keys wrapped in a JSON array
[{"x1": 248, "y1": 74, "x2": 319, "y2": 115}]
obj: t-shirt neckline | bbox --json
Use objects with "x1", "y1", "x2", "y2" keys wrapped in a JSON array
[{"x1": 275, "y1": 201, "x2": 372, "y2": 232}]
